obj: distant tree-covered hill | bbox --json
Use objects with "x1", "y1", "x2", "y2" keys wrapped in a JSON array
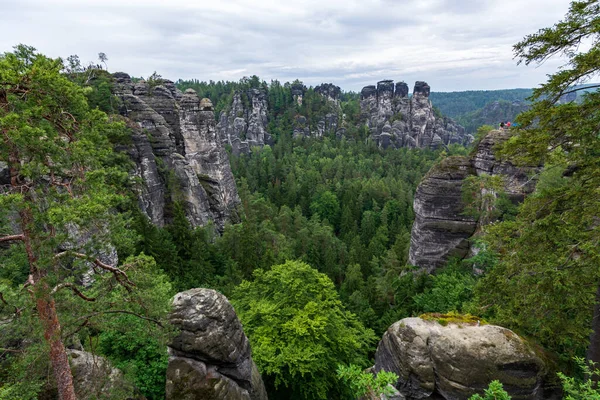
[{"x1": 429, "y1": 89, "x2": 533, "y2": 118}]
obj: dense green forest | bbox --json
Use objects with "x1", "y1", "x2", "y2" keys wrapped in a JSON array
[{"x1": 3, "y1": 1, "x2": 600, "y2": 398}]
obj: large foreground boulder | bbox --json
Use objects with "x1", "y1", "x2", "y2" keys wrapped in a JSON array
[
  {"x1": 166, "y1": 288, "x2": 267, "y2": 400},
  {"x1": 373, "y1": 317, "x2": 547, "y2": 400}
]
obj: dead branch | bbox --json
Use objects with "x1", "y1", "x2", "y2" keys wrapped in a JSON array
[
  {"x1": 54, "y1": 251, "x2": 135, "y2": 289},
  {"x1": 0, "y1": 234, "x2": 24, "y2": 243},
  {"x1": 51, "y1": 283, "x2": 96, "y2": 302}
]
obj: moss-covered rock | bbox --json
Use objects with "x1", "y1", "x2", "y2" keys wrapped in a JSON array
[{"x1": 373, "y1": 317, "x2": 548, "y2": 400}]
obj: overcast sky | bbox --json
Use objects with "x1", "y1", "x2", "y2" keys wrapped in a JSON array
[{"x1": 0, "y1": 0, "x2": 574, "y2": 92}]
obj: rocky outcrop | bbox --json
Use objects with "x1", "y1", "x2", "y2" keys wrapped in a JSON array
[
  {"x1": 315, "y1": 83, "x2": 341, "y2": 105},
  {"x1": 293, "y1": 83, "x2": 345, "y2": 139},
  {"x1": 166, "y1": 288, "x2": 267, "y2": 400},
  {"x1": 68, "y1": 349, "x2": 135, "y2": 399},
  {"x1": 408, "y1": 130, "x2": 539, "y2": 271},
  {"x1": 408, "y1": 156, "x2": 477, "y2": 273},
  {"x1": 217, "y1": 89, "x2": 272, "y2": 155},
  {"x1": 361, "y1": 80, "x2": 472, "y2": 149},
  {"x1": 291, "y1": 82, "x2": 306, "y2": 106},
  {"x1": 471, "y1": 129, "x2": 537, "y2": 202},
  {"x1": 113, "y1": 72, "x2": 239, "y2": 230},
  {"x1": 373, "y1": 317, "x2": 547, "y2": 400}
]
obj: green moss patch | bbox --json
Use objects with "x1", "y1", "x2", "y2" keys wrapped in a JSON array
[{"x1": 419, "y1": 311, "x2": 487, "y2": 327}]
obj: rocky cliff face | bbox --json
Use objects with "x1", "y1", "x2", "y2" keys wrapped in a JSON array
[
  {"x1": 361, "y1": 80, "x2": 473, "y2": 149},
  {"x1": 113, "y1": 72, "x2": 239, "y2": 230},
  {"x1": 217, "y1": 89, "x2": 273, "y2": 155},
  {"x1": 166, "y1": 288, "x2": 267, "y2": 400},
  {"x1": 373, "y1": 317, "x2": 548, "y2": 400},
  {"x1": 408, "y1": 130, "x2": 539, "y2": 271},
  {"x1": 408, "y1": 156, "x2": 477, "y2": 273}
]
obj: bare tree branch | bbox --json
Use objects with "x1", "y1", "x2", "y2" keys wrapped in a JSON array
[
  {"x1": 0, "y1": 234, "x2": 24, "y2": 243},
  {"x1": 54, "y1": 251, "x2": 135, "y2": 289},
  {"x1": 51, "y1": 283, "x2": 96, "y2": 302}
]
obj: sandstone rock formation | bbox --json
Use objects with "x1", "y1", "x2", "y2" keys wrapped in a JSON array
[
  {"x1": 360, "y1": 80, "x2": 472, "y2": 149},
  {"x1": 166, "y1": 288, "x2": 267, "y2": 400},
  {"x1": 113, "y1": 72, "x2": 239, "y2": 230},
  {"x1": 68, "y1": 349, "x2": 135, "y2": 399},
  {"x1": 291, "y1": 82, "x2": 306, "y2": 106},
  {"x1": 315, "y1": 83, "x2": 341, "y2": 105},
  {"x1": 408, "y1": 130, "x2": 539, "y2": 271},
  {"x1": 292, "y1": 83, "x2": 345, "y2": 139},
  {"x1": 217, "y1": 88, "x2": 273, "y2": 155},
  {"x1": 408, "y1": 156, "x2": 477, "y2": 273},
  {"x1": 373, "y1": 317, "x2": 547, "y2": 400}
]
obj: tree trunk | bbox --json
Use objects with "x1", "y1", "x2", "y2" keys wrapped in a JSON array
[
  {"x1": 587, "y1": 281, "x2": 600, "y2": 377},
  {"x1": 36, "y1": 291, "x2": 77, "y2": 400}
]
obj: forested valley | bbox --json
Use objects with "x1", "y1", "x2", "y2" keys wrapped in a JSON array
[{"x1": 2, "y1": 2, "x2": 600, "y2": 400}]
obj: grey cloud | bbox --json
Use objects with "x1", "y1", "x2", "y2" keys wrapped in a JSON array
[{"x1": 0, "y1": 0, "x2": 573, "y2": 91}]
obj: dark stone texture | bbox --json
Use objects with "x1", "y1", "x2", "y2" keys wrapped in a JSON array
[
  {"x1": 408, "y1": 156, "x2": 477, "y2": 272},
  {"x1": 167, "y1": 288, "x2": 267, "y2": 400},
  {"x1": 315, "y1": 83, "x2": 341, "y2": 102},
  {"x1": 408, "y1": 130, "x2": 539, "y2": 272},
  {"x1": 395, "y1": 82, "x2": 409, "y2": 98}
]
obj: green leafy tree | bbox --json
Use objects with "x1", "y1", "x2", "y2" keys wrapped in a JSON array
[
  {"x1": 469, "y1": 380, "x2": 511, "y2": 400},
  {"x1": 558, "y1": 357, "x2": 600, "y2": 399},
  {"x1": 231, "y1": 261, "x2": 376, "y2": 400},
  {"x1": 0, "y1": 45, "x2": 171, "y2": 399},
  {"x1": 336, "y1": 364, "x2": 399, "y2": 400}
]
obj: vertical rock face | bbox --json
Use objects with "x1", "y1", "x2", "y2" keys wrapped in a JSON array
[
  {"x1": 408, "y1": 130, "x2": 539, "y2": 271},
  {"x1": 360, "y1": 80, "x2": 472, "y2": 149},
  {"x1": 113, "y1": 72, "x2": 240, "y2": 230},
  {"x1": 408, "y1": 157, "x2": 477, "y2": 273},
  {"x1": 166, "y1": 288, "x2": 268, "y2": 400},
  {"x1": 217, "y1": 89, "x2": 272, "y2": 155},
  {"x1": 373, "y1": 317, "x2": 548, "y2": 400}
]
